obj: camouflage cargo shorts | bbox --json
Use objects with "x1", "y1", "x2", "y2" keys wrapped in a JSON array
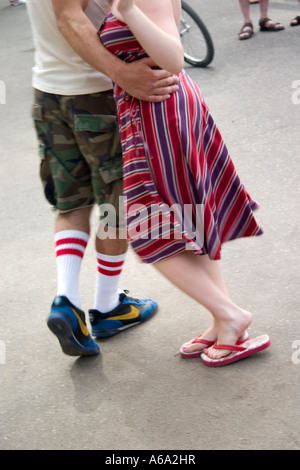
[{"x1": 32, "y1": 89, "x2": 124, "y2": 221}]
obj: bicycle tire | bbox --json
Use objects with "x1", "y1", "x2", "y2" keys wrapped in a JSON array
[{"x1": 180, "y1": 1, "x2": 214, "y2": 67}]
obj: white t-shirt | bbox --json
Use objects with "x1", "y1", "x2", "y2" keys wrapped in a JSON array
[{"x1": 26, "y1": 0, "x2": 112, "y2": 95}]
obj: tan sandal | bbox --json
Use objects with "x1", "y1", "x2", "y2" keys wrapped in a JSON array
[{"x1": 239, "y1": 22, "x2": 254, "y2": 40}]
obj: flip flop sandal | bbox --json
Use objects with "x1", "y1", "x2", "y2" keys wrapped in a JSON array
[
  {"x1": 259, "y1": 18, "x2": 284, "y2": 31},
  {"x1": 200, "y1": 334, "x2": 271, "y2": 367},
  {"x1": 180, "y1": 333, "x2": 249, "y2": 359},
  {"x1": 291, "y1": 16, "x2": 300, "y2": 27},
  {"x1": 180, "y1": 335, "x2": 215, "y2": 359},
  {"x1": 238, "y1": 22, "x2": 254, "y2": 40}
]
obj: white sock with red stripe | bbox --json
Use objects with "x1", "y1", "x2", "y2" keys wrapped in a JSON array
[
  {"x1": 94, "y1": 252, "x2": 126, "y2": 313},
  {"x1": 55, "y1": 230, "x2": 89, "y2": 309}
]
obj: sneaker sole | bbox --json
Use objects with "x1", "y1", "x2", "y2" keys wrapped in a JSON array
[{"x1": 47, "y1": 316, "x2": 99, "y2": 356}]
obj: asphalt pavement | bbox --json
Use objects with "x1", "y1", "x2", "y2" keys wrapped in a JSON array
[{"x1": 0, "y1": 0, "x2": 299, "y2": 451}]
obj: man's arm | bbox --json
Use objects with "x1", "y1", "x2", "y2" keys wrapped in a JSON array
[{"x1": 51, "y1": 0, "x2": 179, "y2": 101}]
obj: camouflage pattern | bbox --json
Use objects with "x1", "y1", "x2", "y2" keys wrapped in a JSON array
[{"x1": 32, "y1": 89, "x2": 123, "y2": 216}]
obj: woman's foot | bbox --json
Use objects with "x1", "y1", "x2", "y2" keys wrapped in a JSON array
[
  {"x1": 180, "y1": 324, "x2": 219, "y2": 357},
  {"x1": 180, "y1": 323, "x2": 250, "y2": 358},
  {"x1": 205, "y1": 310, "x2": 252, "y2": 360},
  {"x1": 239, "y1": 22, "x2": 254, "y2": 40},
  {"x1": 201, "y1": 334, "x2": 271, "y2": 367}
]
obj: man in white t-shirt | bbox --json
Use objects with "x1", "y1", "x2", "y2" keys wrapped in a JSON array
[{"x1": 27, "y1": 0, "x2": 179, "y2": 357}]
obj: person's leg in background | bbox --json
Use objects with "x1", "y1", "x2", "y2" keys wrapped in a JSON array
[
  {"x1": 238, "y1": 0, "x2": 284, "y2": 39},
  {"x1": 290, "y1": 0, "x2": 300, "y2": 26}
]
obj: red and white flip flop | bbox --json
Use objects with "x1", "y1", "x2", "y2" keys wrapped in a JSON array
[
  {"x1": 180, "y1": 333, "x2": 249, "y2": 359},
  {"x1": 201, "y1": 335, "x2": 271, "y2": 367},
  {"x1": 180, "y1": 335, "x2": 215, "y2": 359}
]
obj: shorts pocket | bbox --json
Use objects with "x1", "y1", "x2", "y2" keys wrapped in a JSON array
[{"x1": 74, "y1": 114, "x2": 123, "y2": 184}]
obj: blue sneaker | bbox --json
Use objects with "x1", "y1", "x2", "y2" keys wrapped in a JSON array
[
  {"x1": 89, "y1": 292, "x2": 158, "y2": 338},
  {"x1": 47, "y1": 296, "x2": 100, "y2": 356}
]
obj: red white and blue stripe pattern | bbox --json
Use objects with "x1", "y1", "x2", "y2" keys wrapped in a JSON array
[{"x1": 99, "y1": 14, "x2": 263, "y2": 263}]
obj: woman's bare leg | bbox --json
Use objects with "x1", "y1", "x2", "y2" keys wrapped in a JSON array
[
  {"x1": 155, "y1": 251, "x2": 252, "y2": 359},
  {"x1": 178, "y1": 253, "x2": 229, "y2": 353}
]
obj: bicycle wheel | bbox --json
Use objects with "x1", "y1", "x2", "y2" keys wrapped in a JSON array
[{"x1": 180, "y1": 1, "x2": 214, "y2": 67}]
